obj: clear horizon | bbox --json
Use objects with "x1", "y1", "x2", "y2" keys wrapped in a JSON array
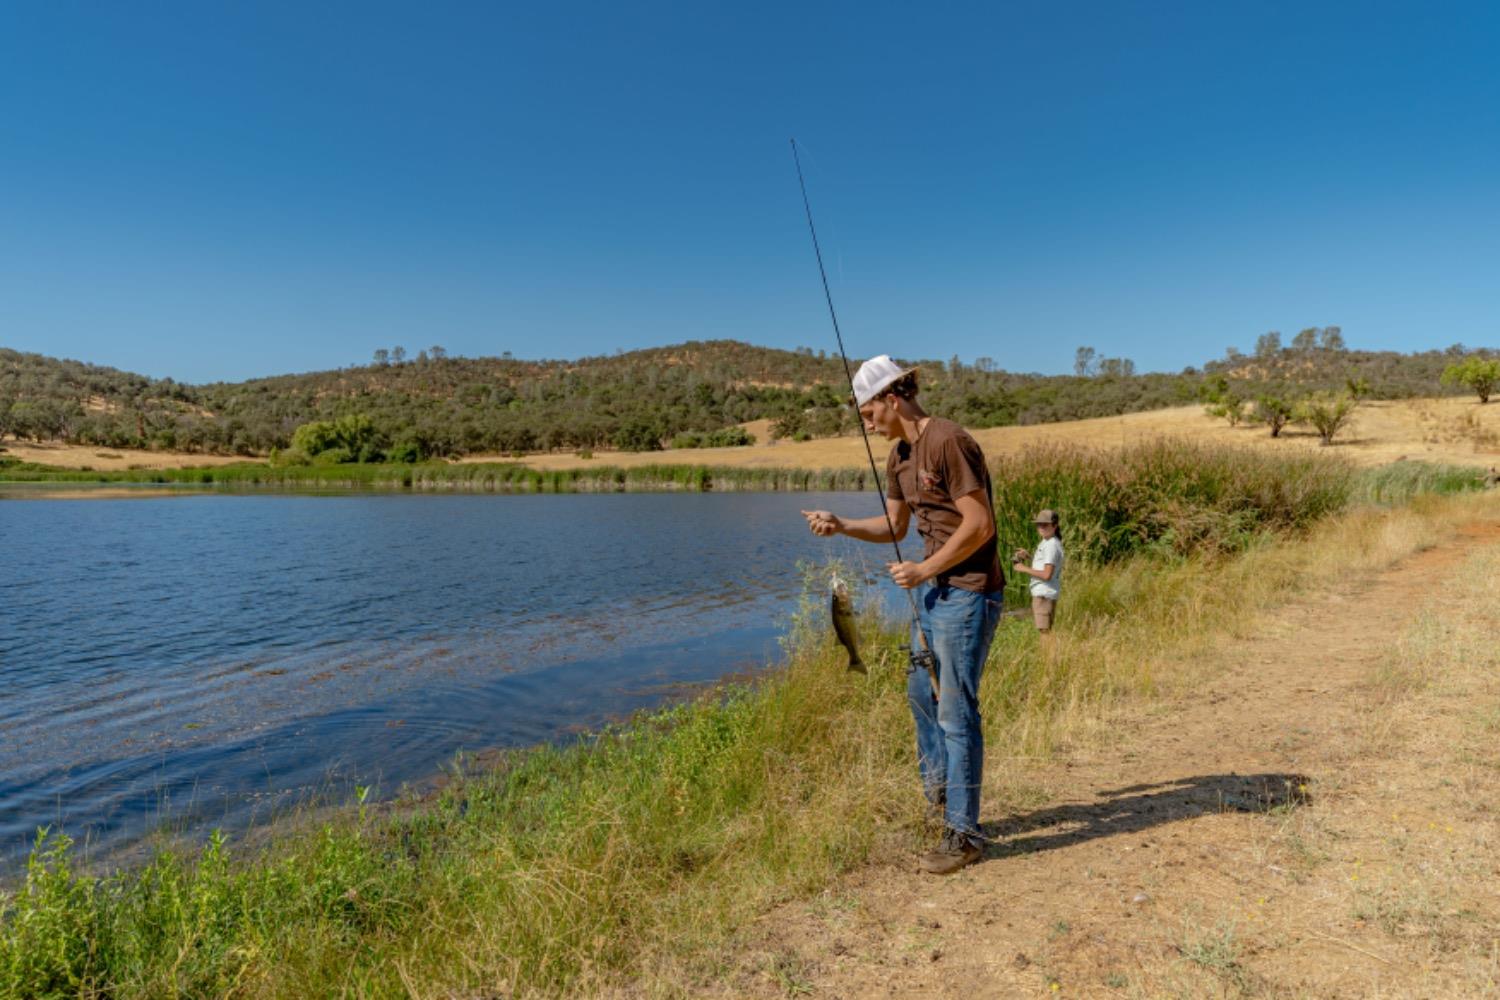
[{"x1": 3, "y1": 2, "x2": 1498, "y2": 384}]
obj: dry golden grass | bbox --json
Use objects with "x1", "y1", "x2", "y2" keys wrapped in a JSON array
[
  {"x1": 474, "y1": 397, "x2": 1500, "y2": 474},
  {"x1": 0, "y1": 439, "x2": 254, "y2": 471},
  {"x1": 9, "y1": 396, "x2": 1498, "y2": 473},
  {"x1": 726, "y1": 492, "x2": 1500, "y2": 1000}
]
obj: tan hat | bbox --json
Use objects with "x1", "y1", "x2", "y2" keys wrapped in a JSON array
[
  {"x1": 1034, "y1": 509, "x2": 1059, "y2": 525},
  {"x1": 852, "y1": 354, "x2": 916, "y2": 407}
]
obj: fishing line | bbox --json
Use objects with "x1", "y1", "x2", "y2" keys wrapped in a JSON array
[{"x1": 789, "y1": 138, "x2": 937, "y2": 685}]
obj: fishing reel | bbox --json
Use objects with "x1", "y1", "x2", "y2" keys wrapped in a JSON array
[{"x1": 903, "y1": 644, "x2": 938, "y2": 679}]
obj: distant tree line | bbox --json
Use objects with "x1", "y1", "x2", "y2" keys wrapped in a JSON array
[{"x1": 1, "y1": 336, "x2": 1495, "y2": 459}]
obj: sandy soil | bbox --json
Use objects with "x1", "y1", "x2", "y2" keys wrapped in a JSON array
[
  {"x1": 0, "y1": 438, "x2": 256, "y2": 471},
  {"x1": 471, "y1": 398, "x2": 1500, "y2": 473},
  {"x1": 716, "y1": 508, "x2": 1500, "y2": 997}
]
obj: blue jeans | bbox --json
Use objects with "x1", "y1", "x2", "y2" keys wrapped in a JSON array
[{"x1": 907, "y1": 582, "x2": 1004, "y2": 838}]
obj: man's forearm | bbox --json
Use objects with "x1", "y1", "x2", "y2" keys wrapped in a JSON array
[
  {"x1": 917, "y1": 519, "x2": 994, "y2": 580},
  {"x1": 838, "y1": 514, "x2": 900, "y2": 543}
]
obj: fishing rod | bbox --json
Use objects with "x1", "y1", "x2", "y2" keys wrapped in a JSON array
[{"x1": 789, "y1": 138, "x2": 939, "y2": 693}]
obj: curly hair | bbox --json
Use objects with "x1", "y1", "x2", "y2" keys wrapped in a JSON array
[{"x1": 877, "y1": 370, "x2": 919, "y2": 401}]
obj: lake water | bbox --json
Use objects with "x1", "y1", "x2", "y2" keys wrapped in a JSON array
[{"x1": 0, "y1": 489, "x2": 894, "y2": 865}]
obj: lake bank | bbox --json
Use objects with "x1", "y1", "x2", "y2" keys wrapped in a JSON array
[{"x1": 4, "y1": 444, "x2": 1492, "y2": 997}]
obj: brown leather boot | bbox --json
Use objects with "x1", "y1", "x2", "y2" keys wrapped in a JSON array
[{"x1": 919, "y1": 828, "x2": 982, "y2": 875}]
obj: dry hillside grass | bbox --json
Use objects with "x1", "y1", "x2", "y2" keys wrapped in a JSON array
[
  {"x1": 492, "y1": 397, "x2": 1500, "y2": 474},
  {"x1": 0, "y1": 439, "x2": 250, "y2": 471},
  {"x1": 5, "y1": 396, "x2": 1497, "y2": 473}
]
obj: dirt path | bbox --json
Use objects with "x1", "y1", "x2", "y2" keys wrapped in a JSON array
[{"x1": 726, "y1": 518, "x2": 1500, "y2": 998}]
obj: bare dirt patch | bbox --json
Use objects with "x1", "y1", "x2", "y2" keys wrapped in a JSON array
[{"x1": 721, "y1": 513, "x2": 1500, "y2": 998}]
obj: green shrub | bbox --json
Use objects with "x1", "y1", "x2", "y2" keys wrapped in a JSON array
[{"x1": 1295, "y1": 392, "x2": 1357, "y2": 446}]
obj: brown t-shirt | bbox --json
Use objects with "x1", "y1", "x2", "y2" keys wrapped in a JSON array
[{"x1": 885, "y1": 417, "x2": 1004, "y2": 594}]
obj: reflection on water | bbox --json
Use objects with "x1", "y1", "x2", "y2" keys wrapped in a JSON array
[{"x1": 0, "y1": 491, "x2": 890, "y2": 863}]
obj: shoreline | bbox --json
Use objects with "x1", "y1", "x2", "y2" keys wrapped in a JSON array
[{"x1": 4, "y1": 442, "x2": 1492, "y2": 997}]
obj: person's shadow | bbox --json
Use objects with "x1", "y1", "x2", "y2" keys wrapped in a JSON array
[{"x1": 980, "y1": 772, "x2": 1311, "y2": 859}]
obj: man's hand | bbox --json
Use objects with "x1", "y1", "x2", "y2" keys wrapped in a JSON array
[
  {"x1": 801, "y1": 509, "x2": 842, "y2": 537},
  {"x1": 887, "y1": 560, "x2": 929, "y2": 589}
]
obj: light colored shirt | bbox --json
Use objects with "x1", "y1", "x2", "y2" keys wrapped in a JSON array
[{"x1": 1029, "y1": 536, "x2": 1063, "y2": 600}]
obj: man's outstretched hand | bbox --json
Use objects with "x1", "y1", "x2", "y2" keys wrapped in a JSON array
[{"x1": 801, "y1": 509, "x2": 842, "y2": 537}]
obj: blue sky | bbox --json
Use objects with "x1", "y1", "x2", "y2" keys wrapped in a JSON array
[{"x1": 2, "y1": 2, "x2": 1497, "y2": 383}]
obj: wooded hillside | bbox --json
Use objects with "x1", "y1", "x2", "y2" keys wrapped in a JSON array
[{"x1": 0, "y1": 336, "x2": 1492, "y2": 459}]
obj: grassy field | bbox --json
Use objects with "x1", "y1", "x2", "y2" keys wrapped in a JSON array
[
  {"x1": 500, "y1": 396, "x2": 1500, "y2": 473},
  {"x1": 2, "y1": 442, "x2": 1491, "y2": 998},
  {"x1": 5, "y1": 395, "x2": 1498, "y2": 477}
]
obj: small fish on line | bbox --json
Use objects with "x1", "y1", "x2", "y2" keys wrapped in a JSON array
[{"x1": 830, "y1": 575, "x2": 866, "y2": 674}]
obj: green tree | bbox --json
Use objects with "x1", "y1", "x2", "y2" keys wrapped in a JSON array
[
  {"x1": 612, "y1": 418, "x2": 663, "y2": 452},
  {"x1": 1441, "y1": 356, "x2": 1500, "y2": 403},
  {"x1": 290, "y1": 414, "x2": 388, "y2": 463},
  {"x1": 1200, "y1": 376, "x2": 1247, "y2": 427},
  {"x1": 1291, "y1": 328, "x2": 1319, "y2": 352},
  {"x1": 1253, "y1": 395, "x2": 1296, "y2": 437},
  {"x1": 1073, "y1": 346, "x2": 1096, "y2": 377},
  {"x1": 1254, "y1": 331, "x2": 1282, "y2": 358}
]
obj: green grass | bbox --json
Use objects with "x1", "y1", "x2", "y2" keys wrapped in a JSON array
[
  {"x1": 1349, "y1": 459, "x2": 1488, "y2": 505},
  {"x1": 0, "y1": 459, "x2": 874, "y2": 493},
  {"x1": 0, "y1": 442, "x2": 1490, "y2": 998}
]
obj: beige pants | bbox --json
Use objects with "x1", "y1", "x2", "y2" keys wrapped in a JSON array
[{"x1": 1031, "y1": 596, "x2": 1056, "y2": 632}]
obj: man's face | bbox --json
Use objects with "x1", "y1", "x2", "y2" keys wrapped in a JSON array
[{"x1": 859, "y1": 395, "x2": 899, "y2": 439}]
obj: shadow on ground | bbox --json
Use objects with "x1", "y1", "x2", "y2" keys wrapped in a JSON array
[{"x1": 981, "y1": 772, "x2": 1311, "y2": 860}]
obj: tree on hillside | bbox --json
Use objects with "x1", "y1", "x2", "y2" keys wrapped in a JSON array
[
  {"x1": 1296, "y1": 392, "x2": 1357, "y2": 446},
  {"x1": 392, "y1": 346, "x2": 407, "y2": 364},
  {"x1": 1074, "y1": 346, "x2": 1096, "y2": 377},
  {"x1": 1098, "y1": 357, "x2": 1135, "y2": 377},
  {"x1": 429, "y1": 345, "x2": 447, "y2": 361},
  {"x1": 1319, "y1": 326, "x2": 1345, "y2": 351},
  {"x1": 1253, "y1": 394, "x2": 1296, "y2": 437},
  {"x1": 373, "y1": 349, "x2": 390, "y2": 367},
  {"x1": 1441, "y1": 356, "x2": 1500, "y2": 403},
  {"x1": 1291, "y1": 328, "x2": 1319, "y2": 352},
  {"x1": 1201, "y1": 376, "x2": 1247, "y2": 426},
  {"x1": 1255, "y1": 331, "x2": 1282, "y2": 358}
]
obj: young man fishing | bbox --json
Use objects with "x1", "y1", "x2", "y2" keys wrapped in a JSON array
[{"x1": 801, "y1": 355, "x2": 1004, "y2": 875}]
